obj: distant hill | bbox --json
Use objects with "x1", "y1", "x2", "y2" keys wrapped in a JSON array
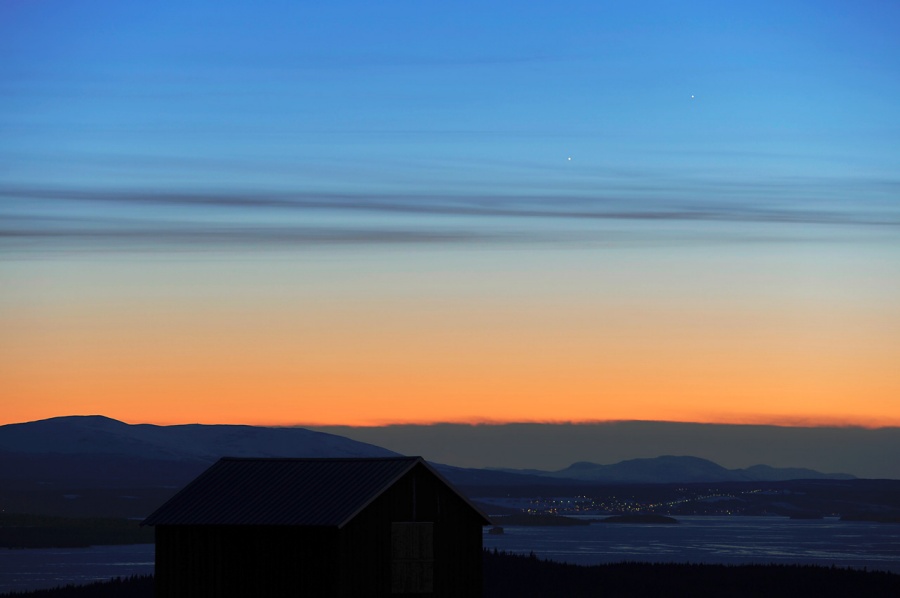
[
  {"x1": 0, "y1": 416, "x2": 399, "y2": 516},
  {"x1": 0, "y1": 417, "x2": 856, "y2": 517},
  {"x1": 0, "y1": 416, "x2": 400, "y2": 484},
  {"x1": 0, "y1": 415, "x2": 397, "y2": 462},
  {"x1": 493, "y1": 455, "x2": 855, "y2": 484},
  {"x1": 0, "y1": 418, "x2": 856, "y2": 487}
]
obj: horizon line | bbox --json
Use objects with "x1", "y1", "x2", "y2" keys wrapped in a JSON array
[{"x1": 5, "y1": 413, "x2": 899, "y2": 431}]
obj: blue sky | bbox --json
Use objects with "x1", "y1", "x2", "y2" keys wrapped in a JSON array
[
  {"x1": 2, "y1": 1, "x2": 900, "y2": 439},
  {"x1": 4, "y1": 0, "x2": 899, "y2": 211}
]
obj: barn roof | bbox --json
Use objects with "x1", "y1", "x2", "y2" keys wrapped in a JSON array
[{"x1": 143, "y1": 456, "x2": 489, "y2": 528}]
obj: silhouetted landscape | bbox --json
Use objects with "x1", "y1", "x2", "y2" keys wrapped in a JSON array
[
  {"x1": 0, "y1": 577, "x2": 153, "y2": 598},
  {"x1": 6, "y1": 1, "x2": 900, "y2": 595},
  {"x1": 2, "y1": 416, "x2": 899, "y2": 595},
  {"x1": 4, "y1": 554, "x2": 900, "y2": 598},
  {"x1": 469, "y1": 478, "x2": 900, "y2": 521},
  {"x1": 481, "y1": 550, "x2": 900, "y2": 598},
  {"x1": 2, "y1": 417, "x2": 897, "y2": 524}
]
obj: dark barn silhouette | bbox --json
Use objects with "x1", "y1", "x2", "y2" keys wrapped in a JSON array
[{"x1": 143, "y1": 456, "x2": 490, "y2": 597}]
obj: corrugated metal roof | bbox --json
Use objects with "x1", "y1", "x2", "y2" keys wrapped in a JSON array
[{"x1": 143, "y1": 456, "x2": 469, "y2": 528}]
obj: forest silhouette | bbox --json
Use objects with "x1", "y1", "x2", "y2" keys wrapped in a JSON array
[{"x1": 4, "y1": 552, "x2": 900, "y2": 598}]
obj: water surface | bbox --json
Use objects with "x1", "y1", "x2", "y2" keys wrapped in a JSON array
[
  {"x1": 483, "y1": 516, "x2": 900, "y2": 573},
  {"x1": 0, "y1": 544, "x2": 154, "y2": 594},
  {"x1": 2, "y1": 518, "x2": 899, "y2": 593}
]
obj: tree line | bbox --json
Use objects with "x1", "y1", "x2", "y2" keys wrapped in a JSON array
[{"x1": 3, "y1": 553, "x2": 900, "y2": 597}]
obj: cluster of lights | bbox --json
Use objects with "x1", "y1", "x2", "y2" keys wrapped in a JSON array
[{"x1": 518, "y1": 490, "x2": 749, "y2": 517}]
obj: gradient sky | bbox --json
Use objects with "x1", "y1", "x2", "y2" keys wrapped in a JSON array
[{"x1": 2, "y1": 1, "x2": 899, "y2": 430}]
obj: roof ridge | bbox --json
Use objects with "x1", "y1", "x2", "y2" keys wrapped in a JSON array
[{"x1": 142, "y1": 456, "x2": 455, "y2": 527}]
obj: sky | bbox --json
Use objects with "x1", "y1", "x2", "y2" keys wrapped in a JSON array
[{"x1": 2, "y1": 2, "x2": 900, "y2": 438}]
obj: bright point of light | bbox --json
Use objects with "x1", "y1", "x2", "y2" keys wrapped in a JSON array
[
  {"x1": 691, "y1": 95, "x2": 695, "y2": 99},
  {"x1": 567, "y1": 156, "x2": 572, "y2": 161}
]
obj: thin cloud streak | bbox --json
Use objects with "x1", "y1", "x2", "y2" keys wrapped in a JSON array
[
  {"x1": 3, "y1": 182, "x2": 898, "y2": 252},
  {"x1": 3, "y1": 185, "x2": 898, "y2": 226},
  {"x1": 0, "y1": 220, "x2": 493, "y2": 250}
]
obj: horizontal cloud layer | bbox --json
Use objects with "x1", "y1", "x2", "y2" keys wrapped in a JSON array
[{"x1": 2, "y1": 183, "x2": 897, "y2": 252}]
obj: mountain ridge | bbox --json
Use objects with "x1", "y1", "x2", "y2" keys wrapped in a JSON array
[
  {"x1": 0, "y1": 415, "x2": 398, "y2": 461},
  {"x1": 492, "y1": 455, "x2": 855, "y2": 483},
  {"x1": 0, "y1": 416, "x2": 863, "y2": 518},
  {"x1": 0, "y1": 416, "x2": 855, "y2": 485}
]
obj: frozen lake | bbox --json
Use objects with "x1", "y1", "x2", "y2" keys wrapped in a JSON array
[
  {"x1": 0, "y1": 544, "x2": 154, "y2": 594},
  {"x1": 2, "y1": 517, "x2": 899, "y2": 593},
  {"x1": 483, "y1": 516, "x2": 900, "y2": 573}
]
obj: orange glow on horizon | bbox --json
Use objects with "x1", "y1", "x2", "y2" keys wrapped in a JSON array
[
  {"x1": 3, "y1": 412, "x2": 898, "y2": 431},
  {"x1": 3, "y1": 247, "x2": 899, "y2": 430},
  {"x1": 3, "y1": 294, "x2": 899, "y2": 429},
  {"x1": 129, "y1": 410, "x2": 900, "y2": 430}
]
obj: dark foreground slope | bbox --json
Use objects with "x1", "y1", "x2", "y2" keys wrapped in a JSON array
[
  {"x1": 4, "y1": 554, "x2": 900, "y2": 598},
  {"x1": 483, "y1": 550, "x2": 900, "y2": 598},
  {"x1": 0, "y1": 577, "x2": 153, "y2": 598}
]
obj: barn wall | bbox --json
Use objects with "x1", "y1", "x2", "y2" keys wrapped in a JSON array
[
  {"x1": 155, "y1": 525, "x2": 339, "y2": 598},
  {"x1": 338, "y1": 463, "x2": 485, "y2": 597}
]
